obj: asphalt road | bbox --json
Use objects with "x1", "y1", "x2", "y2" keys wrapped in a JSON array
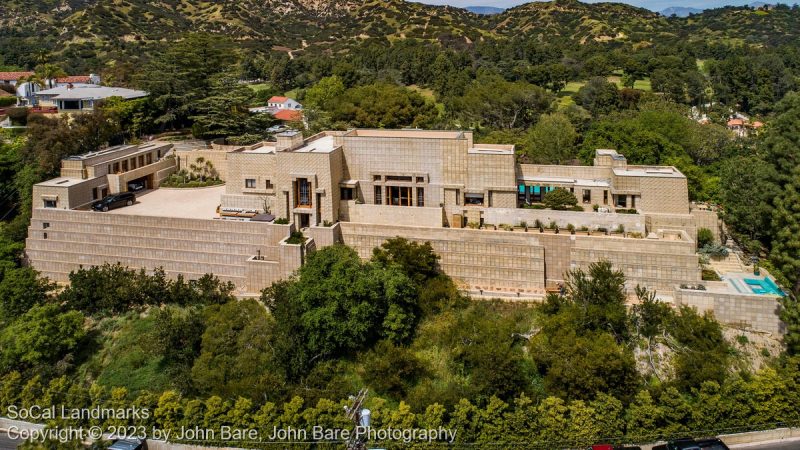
[
  {"x1": 0, "y1": 432, "x2": 20, "y2": 450},
  {"x1": 731, "y1": 440, "x2": 800, "y2": 450}
]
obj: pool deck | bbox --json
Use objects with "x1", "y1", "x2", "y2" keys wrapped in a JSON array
[{"x1": 721, "y1": 272, "x2": 784, "y2": 297}]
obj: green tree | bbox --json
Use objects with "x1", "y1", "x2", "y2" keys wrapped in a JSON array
[
  {"x1": 0, "y1": 268, "x2": 53, "y2": 323},
  {"x1": 770, "y1": 167, "x2": 800, "y2": 294},
  {"x1": 573, "y1": 77, "x2": 620, "y2": 117},
  {"x1": 191, "y1": 73, "x2": 273, "y2": 142},
  {"x1": 524, "y1": 112, "x2": 577, "y2": 164},
  {"x1": 0, "y1": 304, "x2": 85, "y2": 372},
  {"x1": 453, "y1": 74, "x2": 553, "y2": 129},
  {"x1": 261, "y1": 245, "x2": 418, "y2": 380},
  {"x1": 191, "y1": 299, "x2": 282, "y2": 399},
  {"x1": 304, "y1": 75, "x2": 345, "y2": 110},
  {"x1": 719, "y1": 156, "x2": 779, "y2": 243},
  {"x1": 327, "y1": 83, "x2": 436, "y2": 129},
  {"x1": 543, "y1": 187, "x2": 578, "y2": 210},
  {"x1": 371, "y1": 237, "x2": 439, "y2": 286},
  {"x1": 361, "y1": 340, "x2": 425, "y2": 399}
]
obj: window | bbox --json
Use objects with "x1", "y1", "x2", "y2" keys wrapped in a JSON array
[
  {"x1": 122, "y1": 160, "x2": 128, "y2": 172},
  {"x1": 43, "y1": 200, "x2": 57, "y2": 208},
  {"x1": 139, "y1": 155, "x2": 145, "y2": 167},
  {"x1": 582, "y1": 189, "x2": 591, "y2": 204},
  {"x1": 113, "y1": 162, "x2": 120, "y2": 173},
  {"x1": 43, "y1": 232, "x2": 47, "y2": 240},
  {"x1": 386, "y1": 186, "x2": 412, "y2": 206},
  {"x1": 130, "y1": 157, "x2": 136, "y2": 170},
  {"x1": 416, "y1": 176, "x2": 425, "y2": 183},
  {"x1": 266, "y1": 180, "x2": 274, "y2": 189},
  {"x1": 373, "y1": 175, "x2": 382, "y2": 181},
  {"x1": 616, "y1": 195, "x2": 627, "y2": 208},
  {"x1": 107, "y1": 164, "x2": 111, "y2": 174},
  {"x1": 603, "y1": 190, "x2": 608, "y2": 205},
  {"x1": 340, "y1": 187, "x2": 354, "y2": 200},
  {"x1": 146, "y1": 153, "x2": 153, "y2": 165},
  {"x1": 374, "y1": 186, "x2": 382, "y2": 204},
  {"x1": 465, "y1": 193, "x2": 484, "y2": 205},
  {"x1": 386, "y1": 175, "x2": 413, "y2": 182},
  {"x1": 92, "y1": 187, "x2": 98, "y2": 200},
  {"x1": 417, "y1": 187, "x2": 425, "y2": 207},
  {"x1": 296, "y1": 178, "x2": 311, "y2": 207},
  {"x1": 245, "y1": 178, "x2": 256, "y2": 189},
  {"x1": 42, "y1": 222, "x2": 50, "y2": 229}
]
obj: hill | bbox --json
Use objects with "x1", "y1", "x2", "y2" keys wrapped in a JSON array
[{"x1": 2, "y1": 0, "x2": 800, "y2": 70}]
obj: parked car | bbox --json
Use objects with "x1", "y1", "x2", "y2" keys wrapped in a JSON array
[
  {"x1": 652, "y1": 437, "x2": 729, "y2": 450},
  {"x1": 91, "y1": 192, "x2": 136, "y2": 212},
  {"x1": 127, "y1": 180, "x2": 145, "y2": 191}
]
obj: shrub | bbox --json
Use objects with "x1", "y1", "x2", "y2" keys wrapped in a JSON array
[
  {"x1": 274, "y1": 218, "x2": 290, "y2": 225},
  {"x1": 548, "y1": 221, "x2": 558, "y2": 230},
  {"x1": 0, "y1": 97, "x2": 17, "y2": 107},
  {"x1": 700, "y1": 243, "x2": 729, "y2": 258},
  {"x1": 569, "y1": 205, "x2": 585, "y2": 211},
  {"x1": 467, "y1": 221, "x2": 480, "y2": 229},
  {"x1": 286, "y1": 231, "x2": 305, "y2": 244},
  {"x1": 702, "y1": 269, "x2": 721, "y2": 281},
  {"x1": 567, "y1": 223, "x2": 576, "y2": 234},
  {"x1": 593, "y1": 204, "x2": 600, "y2": 212},
  {"x1": 697, "y1": 228, "x2": 714, "y2": 248},
  {"x1": 543, "y1": 188, "x2": 578, "y2": 210},
  {"x1": 616, "y1": 208, "x2": 638, "y2": 214},
  {"x1": 615, "y1": 224, "x2": 625, "y2": 234},
  {"x1": 321, "y1": 220, "x2": 334, "y2": 227}
]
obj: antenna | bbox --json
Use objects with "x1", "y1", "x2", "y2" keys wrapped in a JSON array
[{"x1": 344, "y1": 388, "x2": 368, "y2": 450}]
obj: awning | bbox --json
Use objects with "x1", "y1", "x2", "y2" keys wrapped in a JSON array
[{"x1": 339, "y1": 180, "x2": 359, "y2": 188}]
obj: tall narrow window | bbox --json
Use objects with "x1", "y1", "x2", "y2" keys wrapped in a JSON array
[
  {"x1": 417, "y1": 187, "x2": 425, "y2": 207},
  {"x1": 583, "y1": 189, "x2": 591, "y2": 204},
  {"x1": 615, "y1": 195, "x2": 627, "y2": 208},
  {"x1": 296, "y1": 178, "x2": 311, "y2": 207},
  {"x1": 603, "y1": 190, "x2": 608, "y2": 205},
  {"x1": 374, "y1": 186, "x2": 382, "y2": 205}
]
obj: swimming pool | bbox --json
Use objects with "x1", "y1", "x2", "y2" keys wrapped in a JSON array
[{"x1": 744, "y1": 277, "x2": 785, "y2": 296}]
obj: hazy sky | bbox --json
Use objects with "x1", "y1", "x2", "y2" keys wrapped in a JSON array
[{"x1": 411, "y1": 0, "x2": 762, "y2": 11}]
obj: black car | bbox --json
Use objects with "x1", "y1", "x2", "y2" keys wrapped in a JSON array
[
  {"x1": 653, "y1": 438, "x2": 729, "y2": 450},
  {"x1": 91, "y1": 192, "x2": 136, "y2": 212},
  {"x1": 127, "y1": 180, "x2": 146, "y2": 191}
]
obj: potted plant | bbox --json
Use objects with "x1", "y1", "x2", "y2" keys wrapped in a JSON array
[{"x1": 567, "y1": 223, "x2": 576, "y2": 234}]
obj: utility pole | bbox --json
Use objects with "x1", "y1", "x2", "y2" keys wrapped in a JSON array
[{"x1": 344, "y1": 388, "x2": 369, "y2": 450}]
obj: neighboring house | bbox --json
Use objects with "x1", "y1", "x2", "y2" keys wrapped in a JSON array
[
  {"x1": 267, "y1": 96, "x2": 302, "y2": 110},
  {"x1": 16, "y1": 74, "x2": 101, "y2": 106},
  {"x1": 34, "y1": 85, "x2": 147, "y2": 112},
  {"x1": 0, "y1": 71, "x2": 34, "y2": 89},
  {"x1": 727, "y1": 115, "x2": 764, "y2": 138},
  {"x1": 273, "y1": 109, "x2": 304, "y2": 123}
]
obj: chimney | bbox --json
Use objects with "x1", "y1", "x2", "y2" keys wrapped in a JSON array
[{"x1": 275, "y1": 130, "x2": 304, "y2": 151}]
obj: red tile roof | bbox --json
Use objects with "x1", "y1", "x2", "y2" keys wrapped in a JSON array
[
  {"x1": 727, "y1": 119, "x2": 744, "y2": 127},
  {"x1": 272, "y1": 109, "x2": 303, "y2": 122},
  {"x1": 0, "y1": 71, "x2": 34, "y2": 81},
  {"x1": 56, "y1": 75, "x2": 92, "y2": 83},
  {"x1": 268, "y1": 96, "x2": 289, "y2": 103}
]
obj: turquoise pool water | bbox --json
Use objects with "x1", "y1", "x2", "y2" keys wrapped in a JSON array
[{"x1": 744, "y1": 277, "x2": 785, "y2": 296}]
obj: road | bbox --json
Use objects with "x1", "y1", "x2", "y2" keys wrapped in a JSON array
[
  {"x1": 731, "y1": 439, "x2": 800, "y2": 450},
  {"x1": 0, "y1": 432, "x2": 20, "y2": 450}
]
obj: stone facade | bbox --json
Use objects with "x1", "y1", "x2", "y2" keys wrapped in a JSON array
[
  {"x1": 29, "y1": 129, "x2": 782, "y2": 332},
  {"x1": 31, "y1": 142, "x2": 176, "y2": 210}
]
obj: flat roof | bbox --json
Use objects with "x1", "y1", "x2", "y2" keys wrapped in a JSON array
[
  {"x1": 35, "y1": 85, "x2": 148, "y2": 100},
  {"x1": 36, "y1": 177, "x2": 86, "y2": 187},
  {"x1": 65, "y1": 142, "x2": 171, "y2": 162},
  {"x1": 469, "y1": 144, "x2": 515, "y2": 155},
  {"x1": 291, "y1": 135, "x2": 337, "y2": 153},
  {"x1": 243, "y1": 143, "x2": 277, "y2": 154},
  {"x1": 105, "y1": 186, "x2": 225, "y2": 220},
  {"x1": 613, "y1": 167, "x2": 684, "y2": 178},
  {"x1": 519, "y1": 176, "x2": 611, "y2": 187},
  {"x1": 347, "y1": 129, "x2": 465, "y2": 139}
]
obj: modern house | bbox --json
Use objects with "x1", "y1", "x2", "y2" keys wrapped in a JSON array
[
  {"x1": 25, "y1": 129, "x2": 785, "y2": 334},
  {"x1": 34, "y1": 85, "x2": 147, "y2": 112},
  {"x1": 267, "y1": 96, "x2": 302, "y2": 110}
]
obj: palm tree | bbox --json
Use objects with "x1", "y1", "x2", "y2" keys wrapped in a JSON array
[{"x1": 20, "y1": 63, "x2": 67, "y2": 90}]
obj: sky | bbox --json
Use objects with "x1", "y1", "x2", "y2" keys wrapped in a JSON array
[{"x1": 411, "y1": 0, "x2": 767, "y2": 11}]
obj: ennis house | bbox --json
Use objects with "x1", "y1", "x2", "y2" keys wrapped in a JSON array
[{"x1": 26, "y1": 129, "x2": 781, "y2": 333}]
